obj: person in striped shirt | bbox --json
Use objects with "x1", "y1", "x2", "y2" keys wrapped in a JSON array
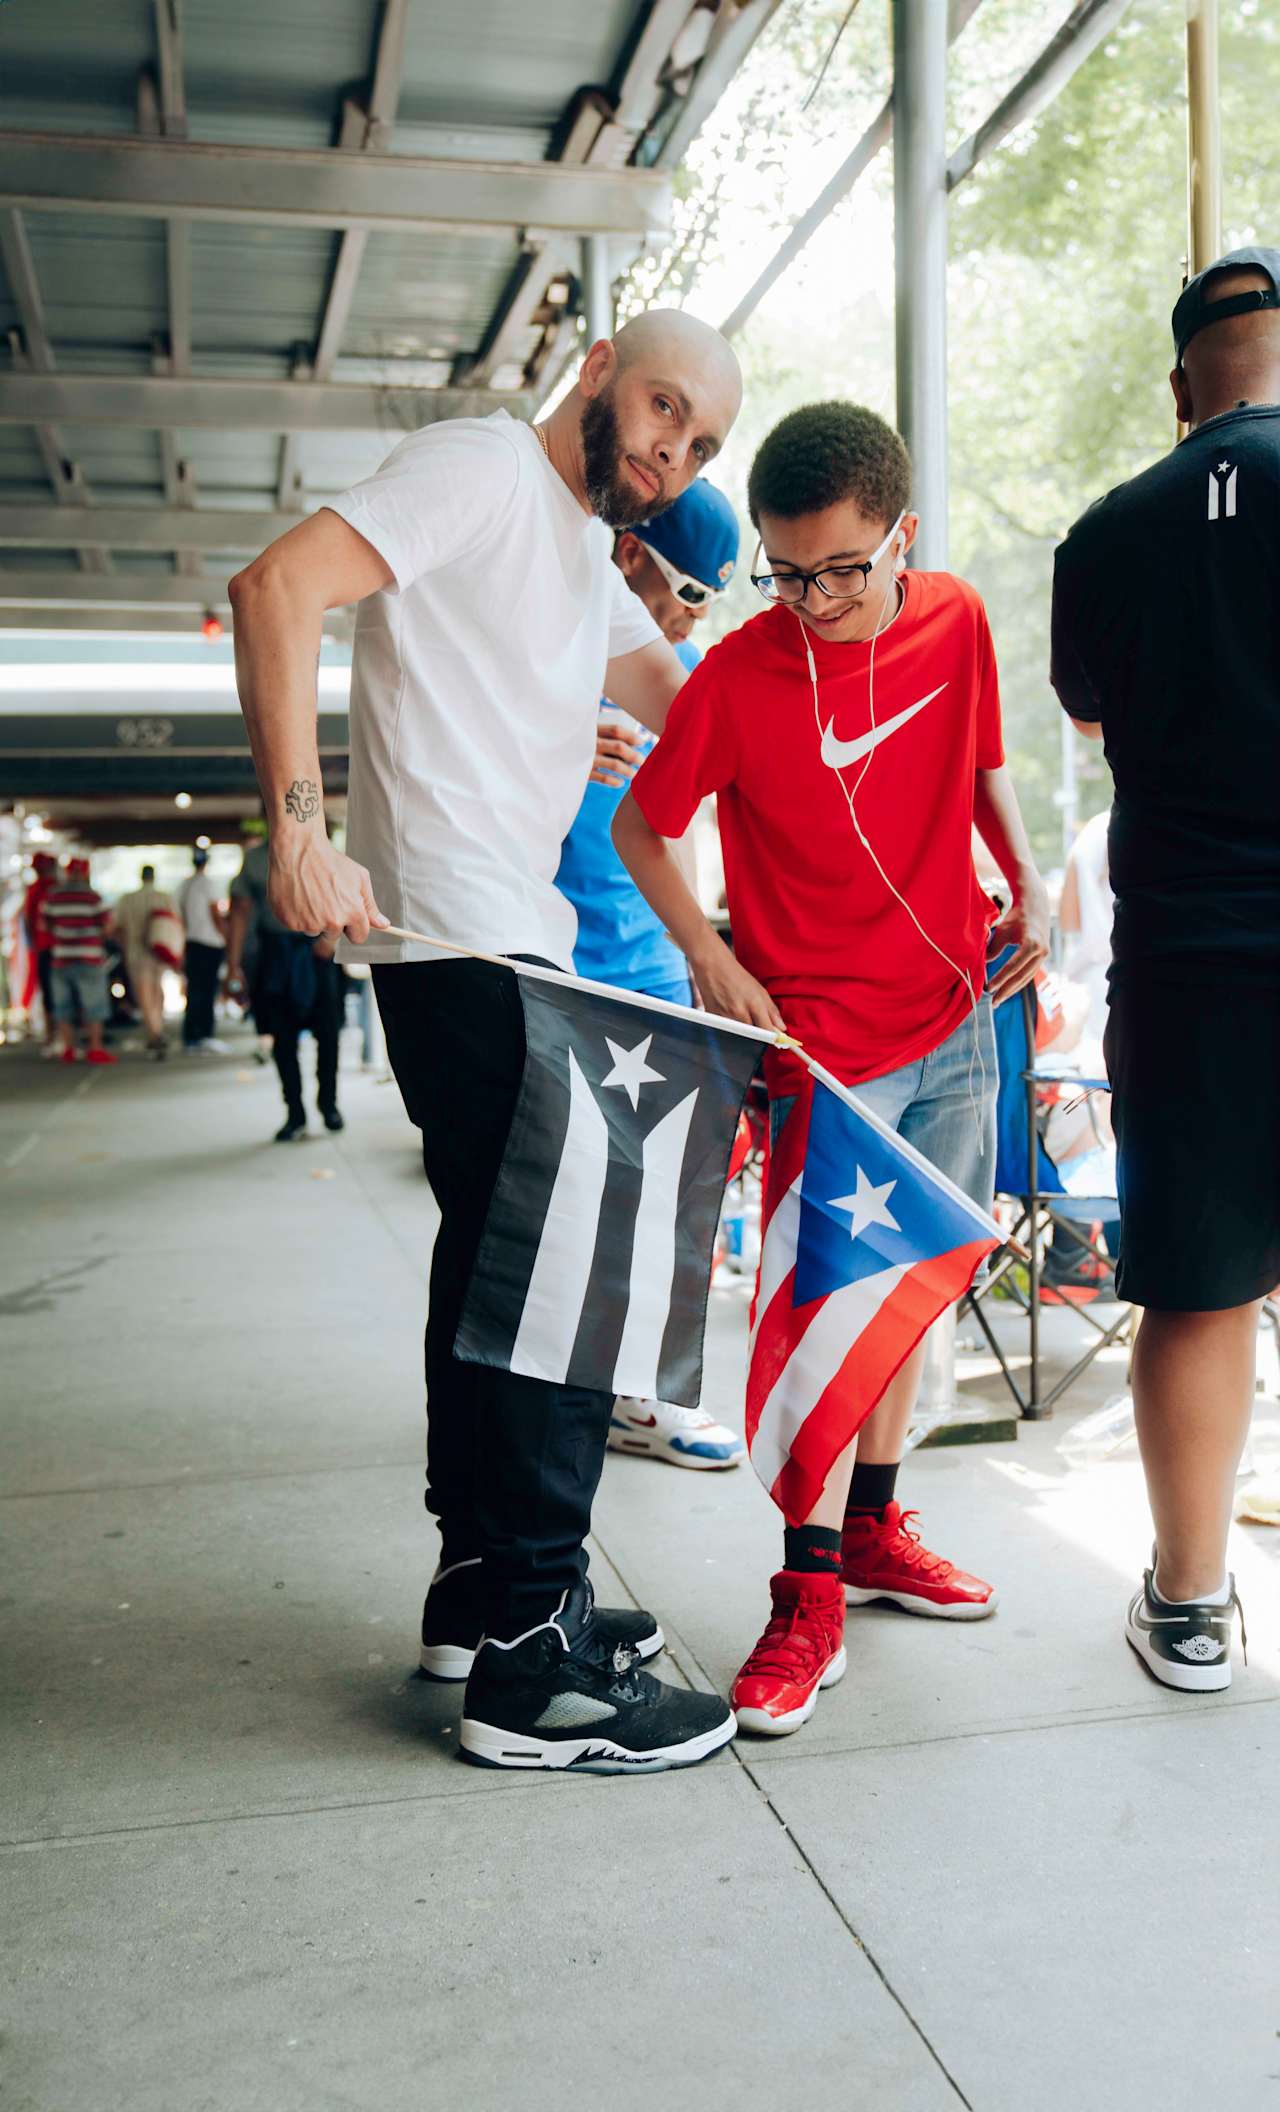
[{"x1": 40, "y1": 855, "x2": 117, "y2": 1066}]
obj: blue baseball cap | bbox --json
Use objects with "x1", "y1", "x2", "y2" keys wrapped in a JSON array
[{"x1": 633, "y1": 478, "x2": 740, "y2": 595}]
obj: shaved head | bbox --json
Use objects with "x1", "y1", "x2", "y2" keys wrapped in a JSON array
[
  {"x1": 564, "y1": 305, "x2": 743, "y2": 527},
  {"x1": 1177, "y1": 266, "x2": 1280, "y2": 427},
  {"x1": 613, "y1": 307, "x2": 743, "y2": 403}
]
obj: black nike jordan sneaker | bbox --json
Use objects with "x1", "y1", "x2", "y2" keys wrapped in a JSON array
[
  {"x1": 1124, "y1": 1562, "x2": 1247, "y2": 1692},
  {"x1": 459, "y1": 1581, "x2": 735, "y2": 1773},
  {"x1": 419, "y1": 1558, "x2": 664, "y2": 1681}
]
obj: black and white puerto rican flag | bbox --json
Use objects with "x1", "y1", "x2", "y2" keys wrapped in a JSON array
[{"x1": 455, "y1": 973, "x2": 762, "y2": 1408}]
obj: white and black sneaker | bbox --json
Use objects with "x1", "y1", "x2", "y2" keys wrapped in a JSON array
[
  {"x1": 419, "y1": 1558, "x2": 664, "y2": 1682},
  {"x1": 1125, "y1": 1563, "x2": 1247, "y2": 1693},
  {"x1": 459, "y1": 1581, "x2": 736, "y2": 1773}
]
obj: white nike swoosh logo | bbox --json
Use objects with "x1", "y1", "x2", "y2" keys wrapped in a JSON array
[{"x1": 819, "y1": 684, "x2": 948, "y2": 771}]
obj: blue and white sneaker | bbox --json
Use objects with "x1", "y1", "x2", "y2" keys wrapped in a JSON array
[{"x1": 608, "y1": 1397, "x2": 744, "y2": 1471}]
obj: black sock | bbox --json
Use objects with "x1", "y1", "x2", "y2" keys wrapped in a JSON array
[
  {"x1": 783, "y1": 1525, "x2": 843, "y2": 1576},
  {"x1": 845, "y1": 1461, "x2": 900, "y2": 1519}
]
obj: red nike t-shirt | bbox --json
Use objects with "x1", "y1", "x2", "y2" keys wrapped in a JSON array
[{"x1": 630, "y1": 570, "x2": 1004, "y2": 1095}]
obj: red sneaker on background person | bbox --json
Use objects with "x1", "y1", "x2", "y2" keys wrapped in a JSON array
[
  {"x1": 731, "y1": 1569, "x2": 847, "y2": 1736},
  {"x1": 85, "y1": 1047, "x2": 118, "y2": 1066},
  {"x1": 841, "y1": 1502, "x2": 997, "y2": 1620}
]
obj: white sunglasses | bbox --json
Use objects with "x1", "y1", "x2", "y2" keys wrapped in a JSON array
[{"x1": 637, "y1": 538, "x2": 728, "y2": 607}]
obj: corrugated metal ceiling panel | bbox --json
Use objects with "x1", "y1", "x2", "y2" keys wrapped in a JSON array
[{"x1": 0, "y1": 0, "x2": 770, "y2": 605}]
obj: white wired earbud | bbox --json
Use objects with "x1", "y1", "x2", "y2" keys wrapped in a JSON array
[{"x1": 796, "y1": 527, "x2": 989, "y2": 1147}]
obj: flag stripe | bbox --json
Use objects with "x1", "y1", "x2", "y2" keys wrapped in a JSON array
[
  {"x1": 458, "y1": 977, "x2": 759, "y2": 1410},
  {"x1": 612, "y1": 1088, "x2": 699, "y2": 1398},
  {"x1": 767, "y1": 1240, "x2": 996, "y2": 1521},
  {"x1": 745, "y1": 1072, "x2": 1000, "y2": 1524},
  {"x1": 509, "y1": 1049, "x2": 610, "y2": 1385},
  {"x1": 751, "y1": 1261, "x2": 912, "y2": 1499},
  {"x1": 749, "y1": 1177, "x2": 801, "y2": 1359}
]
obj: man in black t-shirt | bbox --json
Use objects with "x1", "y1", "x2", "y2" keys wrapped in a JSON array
[{"x1": 1051, "y1": 247, "x2": 1280, "y2": 1696}]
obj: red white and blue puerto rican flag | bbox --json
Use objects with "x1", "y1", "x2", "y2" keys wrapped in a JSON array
[{"x1": 747, "y1": 1067, "x2": 1001, "y2": 1525}]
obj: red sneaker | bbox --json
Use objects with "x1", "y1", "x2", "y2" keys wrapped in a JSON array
[
  {"x1": 842, "y1": 1502, "x2": 997, "y2": 1620},
  {"x1": 730, "y1": 1570, "x2": 846, "y2": 1736},
  {"x1": 60, "y1": 1046, "x2": 78, "y2": 1065},
  {"x1": 85, "y1": 1047, "x2": 118, "y2": 1066}
]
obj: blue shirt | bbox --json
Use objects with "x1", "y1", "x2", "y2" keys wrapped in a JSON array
[{"x1": 556, "y1": 639, "x2": 699, "y2": 997}]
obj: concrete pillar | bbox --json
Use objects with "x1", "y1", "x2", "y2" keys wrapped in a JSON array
[{"x1": 893, "y1": 0, "x2": 949, "y2": 569}]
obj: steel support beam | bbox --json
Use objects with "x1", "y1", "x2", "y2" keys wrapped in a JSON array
[
  {"x1": 947, "y1": 0, "x2": 1134, "y2": 190},
  {"x1": 454, "y1": 95, "x2": 606, "y2": 393},
  {"x1": 152, "y1": 0, "x2": 188, "y2": 139},
  {"x1": 0, "y1": 373, "x2": 532, "y2": 430},
  {"x1": 719, "y1": 0, "x2": 983, "y2": 341},
  {"x1": 721, "y1": 102, "x2": 892, "y2": 340},
  {"x1": 1186, "y1": 0, "x2": 1221, "y2": 272},
  {"x1": 165, "y1": 222, "x2": 192, "y2": 373},
  {"x1": 580, "y1": 234, "x2": 615, "y2": 346},
  {"x1": 278, "y1": 0, "x2": 410, "y2": 509},
  {"x1": 0, "y1": 605, "x2": 352, "y2": 637},
  {"x1": 0, "y1": 506, "x2": 309, "y2": 552},
  {"x1": 0, "y1": 208, "x2": 110, "y2": 574},
  {"x1": 149, "y1": 2, "x2": 197, "y2": 571},
  {"x1": 0, "y1": 572, "x2": 230, "y2": 604},
  {"x1": 652, "y1": 0, "x2": 784, "y2": 170},
  {"x1": 0, "y1": 134, "x2": 673, "y2": 240},
  {"x1": 894, "y1": 0, "x2": 949, "y2": 569},
  {"x1": 615, "y1": 0, "x2": 699, "y2": 134}
]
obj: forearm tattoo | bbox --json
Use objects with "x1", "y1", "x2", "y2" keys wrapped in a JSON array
[{"x1": 284, "y1": 778, "x2": 320, "y2": 823}]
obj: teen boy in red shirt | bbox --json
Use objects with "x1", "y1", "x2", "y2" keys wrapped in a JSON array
[{"x1": 614, "y1": 401, "x2": 1049, "y2": 1736}]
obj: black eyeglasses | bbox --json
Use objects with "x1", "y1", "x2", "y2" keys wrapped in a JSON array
[{"x1": 750, "y1": 514, "x2": 903, "y2": 605}]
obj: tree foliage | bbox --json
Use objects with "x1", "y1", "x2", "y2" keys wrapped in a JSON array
[{"x1": 626, "y1": 0, "x2": 1280, "y2": 865}]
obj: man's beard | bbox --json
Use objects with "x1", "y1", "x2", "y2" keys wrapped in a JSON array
[{"x1": 581, "y1": 388, "x2": 672, "y2": 528}]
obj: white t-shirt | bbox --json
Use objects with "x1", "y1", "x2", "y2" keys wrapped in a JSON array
[
  {"x1": 326, "y1": 411, "x2": 661, "y2": 968},
  {"x1": 178, "y1": 871, "x2": 224, "y2": 949}
]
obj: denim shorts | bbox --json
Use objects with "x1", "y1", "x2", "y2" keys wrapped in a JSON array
[
  {"x1": 770, "y1": 996, "x2": 997, "y2": 1213},
  {"x1": 52, "y1": 960, "x2": 109, "y2": 1026}
]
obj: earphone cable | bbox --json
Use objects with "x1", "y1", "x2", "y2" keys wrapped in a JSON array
[{"x1": 798, "y1": 558, "x2": 989, "y2": 1149}]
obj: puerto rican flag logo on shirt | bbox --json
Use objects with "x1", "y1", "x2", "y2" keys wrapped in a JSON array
[{"x1": 747, "y1": 1075, "x2": 1000, "y2": 1524}]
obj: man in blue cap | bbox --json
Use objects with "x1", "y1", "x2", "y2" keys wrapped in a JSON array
[
  {"x1": 557, "y1": 477, "x2": 747, "y2": 1470},
  {"x1": 1051, "y1": 246, "x2": 1280, "y2": 1695}
]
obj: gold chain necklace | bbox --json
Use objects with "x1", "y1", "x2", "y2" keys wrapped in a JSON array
[{"x1": 531, "y1": 423, "x2": 549, "y2": 458}]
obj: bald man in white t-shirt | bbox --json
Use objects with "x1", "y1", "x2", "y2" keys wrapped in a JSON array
[{"x1": 230, "y1": 312, "x2": 744, "y2": 1775}]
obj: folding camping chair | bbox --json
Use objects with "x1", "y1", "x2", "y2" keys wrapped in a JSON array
[{"x1": 965, "y1": 983, "x2": 1135, "y2": 1419}]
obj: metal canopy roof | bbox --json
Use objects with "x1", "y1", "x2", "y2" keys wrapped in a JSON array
[{"x1": 0, "y1": 0, "x2": 780, "y2": 633}]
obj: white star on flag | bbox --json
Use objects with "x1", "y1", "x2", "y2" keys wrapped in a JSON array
[
  {"x1": 829, "y1": 1167, "x2": 901, "y2": 1241},
  {"x1": 1219, "y1": 460, "x2": 1231, "y2": 472},
  {"x1": 601, "y1": 1033, "x2": 665, "y2": 1110}
]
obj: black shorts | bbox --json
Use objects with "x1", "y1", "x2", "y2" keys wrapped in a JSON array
[{"x1": 1105, "y1": 976, "x2": 1280, "y2": 1311}]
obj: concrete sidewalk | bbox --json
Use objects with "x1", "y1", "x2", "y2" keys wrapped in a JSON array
[{"x1": 2, "y1": 1033, "x2": 1277, "y2": 2112}]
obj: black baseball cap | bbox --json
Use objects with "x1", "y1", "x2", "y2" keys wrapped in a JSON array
[{"x1": 1172, "y1": 245, "x2": 1280, "y2": 364}]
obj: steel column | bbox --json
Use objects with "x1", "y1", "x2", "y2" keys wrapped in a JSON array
[
  {"x1": 1186, "y1": 0, "x2": 1222, "y2": 273},
  {"x1": 580, "y1": 234, "x2": 615, "y2": 346},
  {"x1": 893, "y1": 0, "x2": 950, "y2": 569}
]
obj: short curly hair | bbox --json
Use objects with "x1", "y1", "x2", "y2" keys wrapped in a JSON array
[{"x1": 747, "y1": 401, "x2": 911, "y2": 530}]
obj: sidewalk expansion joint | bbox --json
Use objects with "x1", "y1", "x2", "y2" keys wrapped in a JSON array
[
  {"x1": 590, "y1": 1527, "x2": 973, "y2": 2104},
  {"x1": 740, "y1": 1686, "x2": 1280, "y2": 1765},
  {"x1": 1, "y1": 1456, "x2": 427, "y2": 1503},
  {"x1": 737, "y1": 1753, "x2": 975, "y2": 2109}
]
